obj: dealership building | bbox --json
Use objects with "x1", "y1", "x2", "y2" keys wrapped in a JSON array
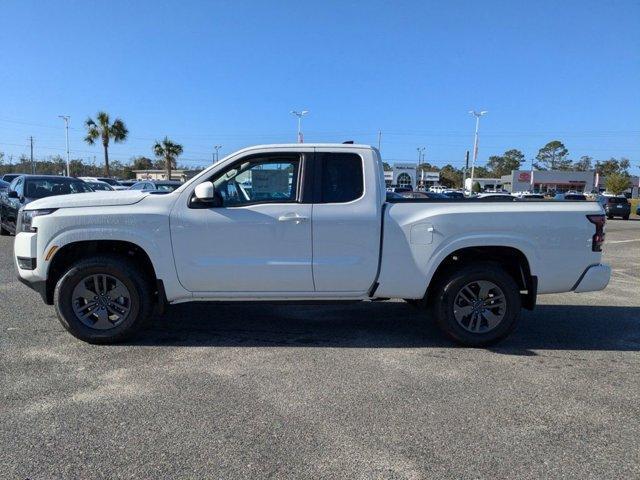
[
  {"x1": 384, "y1": 163, "x2": 639, "y2": 197},
  {"x1": 502, "y1": 170, "x2": 596, "y2": 193},
  {"x1": 384, "y1": 163, "x2": 440, "y2": 189},
  {"x1": 501, "y1": 170, "x2": 639, "y2": 197}
]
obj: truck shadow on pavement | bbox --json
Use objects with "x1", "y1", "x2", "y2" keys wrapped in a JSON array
[{"x1": 129, "y1": 302, "x2": 640, "y2": 353}]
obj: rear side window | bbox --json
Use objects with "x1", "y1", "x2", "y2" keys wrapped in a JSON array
[{"x1": 317, "y1": 153, "x2": 363, "y2": 203}]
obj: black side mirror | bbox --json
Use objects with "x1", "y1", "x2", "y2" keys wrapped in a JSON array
[{"x1": 7, "y1": 190, "x2": 18, "y2": 199}]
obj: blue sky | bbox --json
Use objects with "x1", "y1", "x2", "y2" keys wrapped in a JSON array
[{"x1": 1, "y1": 0, "x2": 639, "y2": 173}]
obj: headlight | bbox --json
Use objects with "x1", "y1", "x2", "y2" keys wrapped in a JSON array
[{"x1": 20, "y1": 209, "x2": 57, "y2": 233}]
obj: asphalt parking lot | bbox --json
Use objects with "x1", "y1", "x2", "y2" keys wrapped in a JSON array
[{"x1": 1, "y1": 219, "x2": 639, "y2": 479}]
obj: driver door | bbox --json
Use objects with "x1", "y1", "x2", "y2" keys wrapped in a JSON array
[{"x1": 170, "y1": 152, "x2": 314, "y2": 293}]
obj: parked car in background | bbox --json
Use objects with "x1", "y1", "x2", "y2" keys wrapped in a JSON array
[
  {"x1": 636, "y1": 203, "x2": 640, "y2": 216},
  {"x1": 0, "y1": 179, "x2": 10, "y2": 193},
  {"x1": 399, "y1": 191, "x2": 448, "y2": 199},
  {"x1": 78, "y1": 177, "x2": 127, "y2": 190},
  {"x1": 84, "y1": 181, "x2": 115, "y2": 192},
  {"x1": 386, "y1": 191, "x2": 404, "y2": 200},
  {"x1": 119, "y1": 180, "x2": 137, "y2": 188},
  {"x1": 603, "y1": 196, "x2": 631, "y2": 220},
  {"x1": 554, "y1": 193, "x2": 587, "y2": 201},
  {"x1": 476, "y1": 193, "x2": 517, "y2": 201},
  {"x1": 518, "y1": 193, "x2": 545, "y2": 200},
  {"x1": 128, "y1": 180, "x2": 182, "y2": 193},
  {"x1": 388, "y1": 186, "x2": 412, "y2": 194},
  {"x1": 1, "y1": 175, "x2": 93, "y2": 235},
  {"x1": 2, "y1": 173, "x2": 25, "y2": 183},
  {"x1": 441, "y1": 190, "x2": 465, "y2": 199}
]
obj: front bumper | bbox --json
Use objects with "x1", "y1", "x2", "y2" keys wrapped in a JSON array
[
  {"x1": 573, "y1": 264, "x2": 611, "y2": 293},
  {"x1": 16, "y1": 274, "x2": 48, "y2": 303}
]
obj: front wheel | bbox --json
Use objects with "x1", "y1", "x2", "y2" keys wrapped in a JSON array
[
  {"x1": 54, "y1": 254, "x2": 154, "y2": 343},
  {"x1": 430, "y1": 263, "x2": 521, "y2": 346}
]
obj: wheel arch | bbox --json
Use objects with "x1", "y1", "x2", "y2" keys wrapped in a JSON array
[
  {"x1": 44, "y1": 240, "x2": 161, "y2": 305},
  {"x1": 424, "y1": 245, "x2": 537, "y2": 310}
]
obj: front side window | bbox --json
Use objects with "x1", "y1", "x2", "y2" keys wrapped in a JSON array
[
  {"x1": 318, "y1": 153, "x2": 363, "y2": 203},
  {"x1": 212, "y1": 156, "x2": 300, "y2": 206},
  {"x1": 10, "y1": 177, "x2": 23, "y2": 195}
]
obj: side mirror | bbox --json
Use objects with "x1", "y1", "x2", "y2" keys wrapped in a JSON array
[
  {"x1": 191, "y1": 181, "x2": 222, "y2": 208},
  {"x1": 194, "y1": 182, "x2": 214, "y2": 200},
  {"x1": 7, "y1": 190, "x2": 18, "y2": 199}
]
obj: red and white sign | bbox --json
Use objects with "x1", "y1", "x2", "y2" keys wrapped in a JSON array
[{"x1": 518, "y1": 172, "x2": 531, "y2": 182}]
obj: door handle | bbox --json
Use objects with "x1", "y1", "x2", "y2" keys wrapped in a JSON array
[{"x1": 278, "y1": 213, "x2": 308, "y2": 223}]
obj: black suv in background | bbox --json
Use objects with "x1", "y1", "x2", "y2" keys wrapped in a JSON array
[
  {"x1": 604, "y1": 196, "x2": 631, "y2": 220},
  {"x1": 0, "y1": 175, "x2": 93, "y2": 235}
]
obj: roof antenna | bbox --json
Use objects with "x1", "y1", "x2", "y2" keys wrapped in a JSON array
[{"x1": 342, "y1": 140, "x2": 354, "y2": 144}]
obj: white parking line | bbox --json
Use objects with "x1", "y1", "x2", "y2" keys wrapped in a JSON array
[{"x1": 607, "y1": 239, "x2": 640, "y2": 244}]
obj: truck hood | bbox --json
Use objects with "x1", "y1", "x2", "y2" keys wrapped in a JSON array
[{"x1": 25, "y1": 191, "x2": 148, "y2": 210}]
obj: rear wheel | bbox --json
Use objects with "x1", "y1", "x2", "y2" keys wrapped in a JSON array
[
  {"x1": 430, "y1": 263, "x2": 521, "y2": 346},
  {"x1": 623, "y1": 215, "x2": 630, "y2": 220},
  {"x1": 54, "y1": 254, "x2": 153, "y2": 343}
]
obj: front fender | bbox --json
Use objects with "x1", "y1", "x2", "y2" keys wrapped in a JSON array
[{"x1": 33, "y1": 211, "x2": 190, "y2": 302}]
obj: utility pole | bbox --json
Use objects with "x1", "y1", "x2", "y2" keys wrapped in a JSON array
[
  {"x1": 463, "y1": 150, "x2": 469, "y2": 190},
  {"x1": 213, "y1": 145, "x2": 222, "y2": 163},
  {"x1": 377, "y1": 130, "x2": 382, "y2": 151},
  {"x1": 290, "y1": 110, "x2": 309, "y2": 143},
  {"x1": 468, "y1": 110, "x2": 487, "y2": 192},
  {"x1": 530, "y1": 158, "x2": 535, "y2": 191},
  {"x1": 29, "y1": 136, "x2": 35, "y2": 174},
  {"x1": 416, "y1": 147, "x2": 426, "y2": 190},
  {"x1": 58, "y1": 115, "x2": 71, "y2": 176}
]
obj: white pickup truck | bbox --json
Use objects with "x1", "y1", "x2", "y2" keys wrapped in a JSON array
[{"x1": 13, "y1": 144, "x2": 610, "y2": 346}]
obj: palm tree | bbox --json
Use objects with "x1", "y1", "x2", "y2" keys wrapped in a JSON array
[
  {"x1": 84, "y1": 111, "x2": 128, "y2": 176},
  {"x1": 153, "y1": 137, "x2": 183, "y2": 180}
]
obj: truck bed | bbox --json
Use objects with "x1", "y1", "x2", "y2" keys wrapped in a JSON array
[{"x1": 375, "y1": 199, "x2": 604, "y2": 299}]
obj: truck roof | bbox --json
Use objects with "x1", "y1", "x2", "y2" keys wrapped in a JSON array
[{"x1": 235, "y1": 143, "x2": 375, "y2": 153}]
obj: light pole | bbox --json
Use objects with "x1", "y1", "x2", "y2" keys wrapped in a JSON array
[
  {"x1": 213, "y1": 145, "x2": 222, "y2": 163},
  {"x1": 416, "y1": 147, "x2": 426, "y2": 190},
  {"x1": 468, "y1": 110, "x2": 487, "y2": 192},
  {"x1": 58, "y1": 115, "x2": 71, "y2": 176},
  {"x1": 290, "y1": 110, "x2": 309, "y2": 143}
]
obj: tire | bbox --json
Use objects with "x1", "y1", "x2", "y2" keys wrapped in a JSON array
[
  {"x1": 430, "y1": 262, "x2": 521, "y2": 347},
  {"x1": 0, "y1": 217, "x2": 9, "y2": 236},
  {"x1": 624, "y1": 215, "x2": 630, "y2": 221},
  {"x1": 606, "y1": 214, "x2": 614, "y2": 220},
  {"x1": 53, "y1": 254, "x2": 154, "y2": 344}
]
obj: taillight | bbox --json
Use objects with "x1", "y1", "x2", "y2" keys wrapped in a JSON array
[{"x1": 587, "y1": 214, "x2": 605, "y2": 252}]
